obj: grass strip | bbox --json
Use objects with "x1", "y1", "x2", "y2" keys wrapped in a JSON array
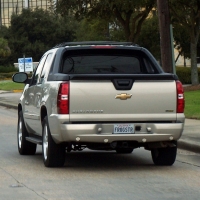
[
  {"x1": 0, "y1": 80, "x2": 24, "y2": 91},
  {"x1": 184, "y1": 90, "x2": 200, "y2": 119}
]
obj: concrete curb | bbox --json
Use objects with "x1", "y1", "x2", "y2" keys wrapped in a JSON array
[
  {"x1": 13, "y1": 90, "x2": 23, "y2": 93},
  {"x1": 178, "y1": 139, "x2": 200, "y2": 153},
  {"x1": 0, "y1": 102, "x2": 18, "y2": 110}
]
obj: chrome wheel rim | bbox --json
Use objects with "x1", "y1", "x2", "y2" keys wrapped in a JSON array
[
  {"x1": 18, "y1": 118, "x2": 22, "y2": 148},
  {"x1": 43, "y1": 124, "x2": 48, "y2": 161}
]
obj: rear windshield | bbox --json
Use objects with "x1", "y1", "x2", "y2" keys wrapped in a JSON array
[{"x1": 61, "y1": 49, "x2": 159, "y2": 74}]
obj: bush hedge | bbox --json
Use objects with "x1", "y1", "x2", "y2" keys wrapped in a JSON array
[
  {"x1": 0, "y1": 72, "x2": 16, "y2": 80},
  {"x1": 176, "y1": 67, "x2": 200, "y2": 84},
  {"x1": 0, "y1": 66, "x2": 18, "y2": 73},
  {"x1": 0, "y1": 66, "x2": 18, "y2": 80},
  {"x1": 0, "y1": 66, "x2": 29, "y2": 80}
]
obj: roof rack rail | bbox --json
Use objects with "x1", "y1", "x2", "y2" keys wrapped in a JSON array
[{"x1": 52, "y1": 41, "x2": 138, "y2": 49}]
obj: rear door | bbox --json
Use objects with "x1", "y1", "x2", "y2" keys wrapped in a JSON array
[{"x1": 23, "y1": 55, "x2": 47, "y2": 133}]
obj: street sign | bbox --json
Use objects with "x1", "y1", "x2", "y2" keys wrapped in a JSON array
[{"x1": 18, "y1": 57, "x2": 33, "y2": 72}]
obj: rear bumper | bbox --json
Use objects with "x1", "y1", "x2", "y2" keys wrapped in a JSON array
[{"x1": 49, "y1": 114, "x2": 184, "y2": 144}]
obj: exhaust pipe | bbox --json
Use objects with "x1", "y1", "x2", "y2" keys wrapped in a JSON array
[{"x1": 122, "y1": 142, "x2": 129, "y2": 148}]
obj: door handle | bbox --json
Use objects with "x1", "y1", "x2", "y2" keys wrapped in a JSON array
[{"x1": 117, "y1": 80, "x2": 130, "y2": 86}]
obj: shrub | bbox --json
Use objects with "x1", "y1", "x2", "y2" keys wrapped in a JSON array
[
  {"x1": 176, "y1": 67, "x2": 200, "y2": 84},
  {"x1": 0, "y1": 72, "x2": 16, "y2": 80},
  {"x1": 0, "y1": 65, "x2": 18, "y2": 73}
]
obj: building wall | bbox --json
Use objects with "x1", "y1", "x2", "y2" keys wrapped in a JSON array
[{"x1": 0, "y1": 0, "x2": 56, "y2": 26}]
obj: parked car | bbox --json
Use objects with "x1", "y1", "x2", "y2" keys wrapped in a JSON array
[{"x1": 13, "y1": 41, "x2": 185, "y2": 167}]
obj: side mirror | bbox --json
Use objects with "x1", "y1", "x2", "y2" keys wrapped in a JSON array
[{"x1": 12, "y1": 72, "x2": 29, "y2": 83}]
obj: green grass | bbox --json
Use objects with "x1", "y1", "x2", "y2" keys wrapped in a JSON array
[
  {"x1": 184, "y1": 90, "x2": 200, "y2": 119},
  {"x1": 0, "y1": 80, "x2": 25, "y2": 91}
]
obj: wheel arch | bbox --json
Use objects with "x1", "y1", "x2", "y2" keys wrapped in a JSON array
[
  {"x1": 41, "y1": 106, "x2": 47, "y2": 124},
  {"x1": 18, "y1": 104, "x2": 22, "y2": 114}
]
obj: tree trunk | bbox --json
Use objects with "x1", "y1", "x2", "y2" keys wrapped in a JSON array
[
  {"x1": 190, "y1": 40, "x2": 199, "y2": 85},
  {"x1": 175, "y1": 51, "x2": 181, "y2": 63},
  {"x1": 184, "y1": 53, "x2": 186, "y2": 67}
]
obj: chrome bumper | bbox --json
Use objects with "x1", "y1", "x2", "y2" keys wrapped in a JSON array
[{"x1": 49, "y1": 115, "x2": 184, "y2": 144}]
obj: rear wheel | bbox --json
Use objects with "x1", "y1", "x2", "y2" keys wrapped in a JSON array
[
  {"x1": 151, "y1": 141, "x2": 177, "y2": 166},
  {"x1": 17, "y1": 111, "x2": 37, "y2": 155},
  {"x1": 42, "y1": 117, "x2": 66, "y2": 167},
  {"x1": 116, "y1": 148, "x2": 133, "y2": 154}
]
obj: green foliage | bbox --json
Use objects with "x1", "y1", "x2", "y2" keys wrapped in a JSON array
[
  {"x1": 75, "y1": 18, "x2": 110, "y2": 41},
  {"x1": 176, "y1": 67, "x2": 200, "y2": 84},
  {"x1": 173, "y1": 24, "x2": 190, "y2": 59},
  {"x1": 137, "y1": 14, "x2": 160, "y2": 60},
  {"x1": 176, "y1": 67, "x2": 191, "y2": 84},
  {"x1": 171, "y1": 0, "x2": 200, "y2": 59},
  {"x1": 0, "y1": 65, "x2": 17, "y2": 73},
  {"x1": 57, "y1": 0, "x2": 155, "y2": 42},
  {"x1": 0, "y1": 72, "x2": 16, "y2": 80},
  {"x1": 184, "y1": 91, "x2": 200, "y2": 119},
  {"x1": 0, "y1": 38, "x2": 11, "y2": 58},
  {"x1": 0, "y1": 8, "x2": 76, "y2": 65},
  {"x1": 169, "y1": 0, "x2": 200, "y2": 85}
]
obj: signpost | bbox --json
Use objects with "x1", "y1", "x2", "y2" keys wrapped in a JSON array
[{"x1": 18, "y1": 57, "x2": 33, "y2": 72}]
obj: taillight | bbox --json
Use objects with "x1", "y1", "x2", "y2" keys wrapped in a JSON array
[
  {"x1": 57, "y1": 82, "x2": 69, "y2": 114},
  {"x1": 176, "y1": 81, "x2": 184, "y2": 113}
]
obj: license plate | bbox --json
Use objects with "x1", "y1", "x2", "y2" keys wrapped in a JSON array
[{"x1": 113, "y1": 124, "x2": 135, "y2": 134}]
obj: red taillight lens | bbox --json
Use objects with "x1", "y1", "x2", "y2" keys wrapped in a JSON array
[
  {"x1": 176, "y1": 81, "x2": 184, "y2": 113},
  {"x1": 57, "y1": 82, "x2": 69, "y2": 114}
]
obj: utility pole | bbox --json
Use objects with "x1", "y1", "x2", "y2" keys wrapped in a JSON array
[{"x1": 157, "y1": 0, "x2": 173, "y2": 73}]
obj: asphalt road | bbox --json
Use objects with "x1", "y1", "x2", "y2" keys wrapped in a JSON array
[{"x1": 0, "y1": 106, "x2": 200, "y2": 200}]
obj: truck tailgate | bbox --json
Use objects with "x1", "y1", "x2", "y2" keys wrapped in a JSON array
[{"x1": 69, "y1": 79, "x2": 177, "y2": 122}]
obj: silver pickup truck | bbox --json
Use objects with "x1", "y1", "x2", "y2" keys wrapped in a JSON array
[{"x1": 13, "y1": 41, "x2": 185, "y2": 167}]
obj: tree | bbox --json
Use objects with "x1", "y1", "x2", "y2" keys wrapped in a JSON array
[
  {"x1": 75, "y1": 18, "x2": 110, "y2": 41},
  {"x1": 137, "y1": 13, "x2": 161, "y2": 60},
  {"x1": 169, "y1": 0, "x2": 200, "y2": 85},
  {"x1": 0, "y1": 38, "x2": 11, "y2": 58},
  {"x1": 173, "y1": 24, "x2": 190, "y2": 66},
  {"x1": 57, "y1": 0, "x2": 156, "y2": 43},
  {"x1": 0, "y1": 8, "x2": 76, "y2": 64}
]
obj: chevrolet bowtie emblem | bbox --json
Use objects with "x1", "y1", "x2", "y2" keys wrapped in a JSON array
[{"x1": 115, "y1": 93, "x2": 132, "y2": 100}]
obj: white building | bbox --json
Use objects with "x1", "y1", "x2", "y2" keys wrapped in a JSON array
[{"x1": 0, "y1": 0, "x2": 57, "y2": 26}]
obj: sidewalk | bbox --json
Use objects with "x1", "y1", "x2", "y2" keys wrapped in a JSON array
[{"x1": 0, "y1": 90, "x2": 200, "y2": 153}]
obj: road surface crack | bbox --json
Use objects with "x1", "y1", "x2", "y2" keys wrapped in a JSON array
[
  {"x1": 0, "y1": 166, "x2": 48, "y2": 200},
  {"x1": 177, "y1": 160, "x2": 200, "y2": 168}
]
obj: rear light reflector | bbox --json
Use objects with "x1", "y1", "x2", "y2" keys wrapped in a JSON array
[
  {"x1": 57, "y1": 82, "x2": 69, "y2": 114},
  {"x1": 176, "y1": 81, "x2": 184, "y2": 113}
]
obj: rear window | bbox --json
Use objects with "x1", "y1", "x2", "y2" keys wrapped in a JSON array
[{"x1": 61, "y1": 49, "x2": 158, "y2": 74}]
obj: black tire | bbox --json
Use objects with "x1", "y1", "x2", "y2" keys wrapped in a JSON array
[
  {"x1": 151, "y1": 141, "x2": 177, "y2": 166},
  {"x1": 116, "y1": 148, "x2": 134, "y2": 154},
  {"x1": 42, "y1": 117, "x2": 66, "y2": 167},
  {"x1": 17, "y1": 111, "x2": 37, "y2": 155}
]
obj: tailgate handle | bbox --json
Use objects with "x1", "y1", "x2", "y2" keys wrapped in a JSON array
[
  {"x1": 113, "y1": 79, "x2": 134, "y2": 90},
  {"x1": 117, "y1": 80, "x2": 130, "y2": 86}
]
